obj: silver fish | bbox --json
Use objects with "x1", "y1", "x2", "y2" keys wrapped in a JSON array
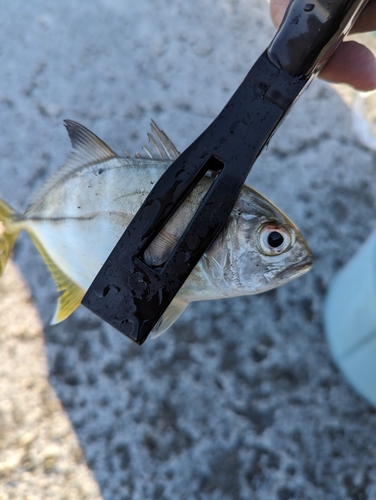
[{"x1": 0, "y1": 120, "x2": 312, "y2": 337}]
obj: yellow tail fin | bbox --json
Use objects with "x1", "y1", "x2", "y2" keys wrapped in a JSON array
[
  {"x1": 29, "y1": 233, "x2": 85, "y2": 324},
  {"x1": 0, "y1": 199, "x2": 20, "y2": 277}
]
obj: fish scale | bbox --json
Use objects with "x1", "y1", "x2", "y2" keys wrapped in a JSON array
[{"x1": 0, "y1": 120, "x2": 312, "y2": 338}]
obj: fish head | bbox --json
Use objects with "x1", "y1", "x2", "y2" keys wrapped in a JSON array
[{"x1": 205, "y1": 186, "x2": 312, "y2": 297}]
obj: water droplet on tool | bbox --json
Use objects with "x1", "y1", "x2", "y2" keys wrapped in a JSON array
[
  {"x1": 115, "y1": 318, "x2": 135, "y2": 337},
  {"x1": 103, "y1": 284, "x2": 121, "y2": 297},
  {"x1": 128, "y1": 272, "x2": 148, "y2": 294},
  {"x1": 304, "y1": 3, "x2": 315, "y2": 11}
]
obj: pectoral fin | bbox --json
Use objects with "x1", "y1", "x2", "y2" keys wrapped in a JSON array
[
  {"x1": 150, "y1": 299, "x2": 188, "y2": 339},
  {"x1": 30, "y1": 234, "x2": 85, "y2": 324}
]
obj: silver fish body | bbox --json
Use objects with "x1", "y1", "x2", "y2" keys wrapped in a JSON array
[{"x1": 0, "y1": 121, "x2": 312, "y2": 337}]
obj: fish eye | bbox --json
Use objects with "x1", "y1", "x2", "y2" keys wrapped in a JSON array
[
  {"x1": 268, "y1": 231, "x2": 286, "y2": 248},
  {"x1": 257, "y1": 224, "x2": 292, "y2": 255}
]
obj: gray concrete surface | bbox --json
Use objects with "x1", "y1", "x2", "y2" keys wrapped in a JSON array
[{"x1": 1, "y1": 0, "x2": 376, "y2": 499}]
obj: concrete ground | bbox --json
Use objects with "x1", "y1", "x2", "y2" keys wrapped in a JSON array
[{"x1": 1, "y1": 0, "x2": 376, "y2": 499}]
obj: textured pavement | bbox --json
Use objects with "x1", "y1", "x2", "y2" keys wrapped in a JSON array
[{"x1": 1, "y1": 0, "x2": 376, "y2": 499}]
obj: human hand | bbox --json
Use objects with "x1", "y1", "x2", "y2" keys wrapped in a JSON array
[{"x1": 270, "y1": 0, "x2": 376, "y2": 90}]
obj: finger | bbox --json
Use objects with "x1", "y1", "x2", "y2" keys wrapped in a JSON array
[
  {"x1": 319, "y1": 40, "x2": 376, "y2": 90},
  {"x1": 269, "y1": 0, "x2": 289, "y2": 28}
]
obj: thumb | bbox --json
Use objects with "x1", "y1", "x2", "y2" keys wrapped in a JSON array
[{"x1": 270, "y1": 0, "x2": 290, "y2": 27}]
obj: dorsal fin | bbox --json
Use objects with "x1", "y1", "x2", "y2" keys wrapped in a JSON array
[
  {"x1": 63, "y1": 120, "x2": 118, "y2": 166},
  {"x1": 135, "y1": 120, "x2": 180, "y2": 161},
  {"x1": 26, "y1": 120, "x2": 118, "y2": 212}
]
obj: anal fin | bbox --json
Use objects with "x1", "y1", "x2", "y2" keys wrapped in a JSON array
[
  {"x1": 52, "y1": 285, "x2": 86, "y2": 324},
  {"x1": 30, "y1": 234, "x2": 85, "y2": 324}
]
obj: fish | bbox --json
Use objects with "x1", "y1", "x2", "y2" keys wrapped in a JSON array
[{"x1": 0, "y1": 120, "x2": 312, "y2": 337}]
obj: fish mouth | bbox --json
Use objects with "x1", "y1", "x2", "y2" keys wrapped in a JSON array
[{"x1": 276, "y1": 255, "x2": 313, "y2": 281}]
